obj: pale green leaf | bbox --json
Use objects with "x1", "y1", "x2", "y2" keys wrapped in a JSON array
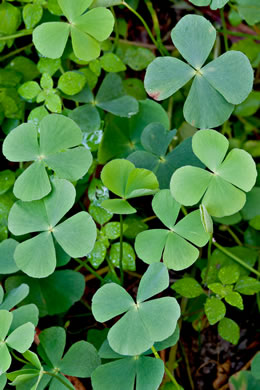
[
  {"x1": 92, "y1": 283, "x2": 134, "y2": 322},
  {"x1": 144, "y1": 57, "x2": 194, "y2": 101},
  {"x1": 71, "y1": 26, "x2": 100, "y2": 62},
  {"x1": 135, "y1": 229, "x2": 169, "y2": 264},
  {"x1": 53, "y1": 212, "x2": 97, "y2": 257},
  {"x1": 3, "y1": 123, "x2": 39, "y2": 162},
  {"x1": 137, "y1": 263, "x2": 169, "y2": 303},
  {"x1": 6, "y1": 323, "x2": 34, "y2": 353},
  {"x1": 171, "y1": 14, "x2": 216, "y2": 69},
  {"x1": 13, "y1": 161, "x2": 51, "y2": 201},
  {"x1": 202, "y1": 51, "x2": 253, "y2": 104},
  {"x1": 173, "y1": 210, "x2": 210, "y2": 247},
  {"x1": 74, "y1": 8, "x2": 114, "y2": 41},
  {"x1": 14, "y1": 232, "x2": 56, "y2": 278},
  {"x1": 101, "y1": 199, "x2": 136, "y2": 215},
  {"x1": 152, "y1": 190, "x2": 180, "y2": 230},
  {"x1": 0, "y1": 310, "x2": 12, "y2": 340},
  {"x1": 33, "y1": 22, "x2": 70, "y2": 59},
  {"x1": 164, "y1": 232, "x2": 199, "y2": 270},
  {"x1": 192, "y1": 129, "x2": 229, "y2": 172}
]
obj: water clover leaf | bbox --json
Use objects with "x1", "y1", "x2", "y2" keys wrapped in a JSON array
[
  {"x1": 0, "y1": 310, "x2": 35, "y2": 374},
  {"x1": 135, "y1": 190, "x2": 210, "y2": 271},
  {"x1": 38, "y1": 326, "x2": 100, "y2": 378},
  {"x1": 91, "y1": 355, "x2": 164, "y2": 390},
  {"x1": 33, "y1": 0, "x2": 114, "y2": 61},
  {"x1": 101, "y1": 159, "x2": 159, "y2": 214},
  {"x1": 19, "y1": 73, "x2": 62, "y2": 113},
  {"x1": 128, "y1": 123, "x2": 204, "y2": 188},
  {"x1": 0, "y1": 238, "x2": 19, "y2": 274},
  {"x1": 3, "y1": 114, "x2": 93, "y2": 201},
  {"x1": 170, "y1": 130, "x2": 257, "y2": 217},
  {"x1": 5, "y1": 270, "x2": 85, "y2": 317},
  {"x1": 8, "y1": 179, "x2": 97, "y2": 278},
  {"x1": 92, "y1": 263, "x2": 181, "y2": 356},
  {"x1": 144, "y1": 15, "x2": 253, "y2": 128},
  {"x1": 188, "y1": 0, "x2": 229, "y2": 10},
  {"x1": 98, "y1": 99, "x2": 169, "y2": 164}
]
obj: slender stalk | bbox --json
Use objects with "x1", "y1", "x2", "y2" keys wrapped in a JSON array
[
  {"x1": 0, "y1": 29, "x2": 33, "y2": 41},
  {"x1": 167, "y1": 96, "x2": 174, "y2": 128},
  {"x1": 110, "y1": 7, "x2": 119, "y2": 49},
  {"x1": 218, "y1": 29, "x2": 260, "y2": 40},
  {"x1": 151, "y1": 346, "x2": 180, "y2": 389},
  {"x1": 142, "y1": 215, "x2": 157, "y2": 223},
  {"x1": 213, "y1": 240, "x2": 260, "y2": 277},
  {"x1": 85, "y1": 266, "x2": 109, "y2": 282},
  {"x1": 74, "y1": 258, "x2": 105, "y2": 282},
  {"x1": 204, "y1": 235, "x2": 213, "y2": 286},
  {"x1": 121, "y1": 1, "x2": 165, "y2": 55},
  {"x1": 0, "y1": 43, "x2": 33, "y2": 62},
  {"x1": 220, "y1": 8, "x2": 229, "y2": 51},
  {"x1": 181, "y1": 206, "x2": 188, "y2": 216},
  {"x1": 119, "y1": 214, "x2": 124, "y2": 284},
  {"x1": 11, "y1": 351, "x2": 28, "y2": 365},
  {"x1": 43, "y1": 372, "x2": 74, "y2": 390},
  {"x1": 226, "y1": 226, "x2": 243, "y2": 246},
  {"x1": 144, "y1": 0, "x2": 169, "y2": 55},
  {"x1": 106, "y1": 256, "x2": 121, "y2": 283}
]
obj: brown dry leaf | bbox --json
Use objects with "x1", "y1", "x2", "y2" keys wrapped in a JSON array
[{"x1": 213, "y1": 360, "x2": 231, "y2": 389}]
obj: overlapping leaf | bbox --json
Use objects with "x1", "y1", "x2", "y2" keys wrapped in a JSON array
[
  {"x1": 128, "y1": 123, "x2": 203, "y2": 188},
  {"x1": 135, "y1": 190, "x2": 210, "y2": 270},
  {"x1": 3, "y1": 114, "x2": 92, "y2": 201},
  {"x1": 33, "y1": 0, "x2": 114, "y2": 61},
  {"x1": 188, "y1": 0, "x2": 229, "y2": 10},
  {"x1": 98, "y1": 99, "x2": 169, "y2": 163},
  {"x1": 8, "y1": 179, "x2": 97, "y2": 278},
  {"x1": 92, "y1": 263, "x2": 180, "y2": 355},
  {"x1": 101, "y1": 159, "x2": 159, "y2": 214},
  {"x1": 170, "y1": 130, "x2": 257, "y2": 217},
  {"x1": 144, "y1": 15, "x2": 253, "y2": 128},
  {"x1": 0, "y1": 310, "x2": 35, "y2": 374}
]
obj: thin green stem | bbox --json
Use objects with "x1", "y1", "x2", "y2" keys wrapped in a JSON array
[
  {"x1": 181, "y1": 205, "x2": 188, "y2": 216},
  {"x1": 43, "y1": 372, "x2": 74, "y2": 390},
  {"x1": 74, "y1": 258, "x2": 105, "y2": 282},
  {"x1": 11, "y1": 351, "x2": 28, "y2": 365},
  {"x1": 179, "y1": 342, "x2": 195, "y2": 390},
  {"x1": 151, "y1": 346, "x2": 180, "y2": 389},
  {"x1": 204, "y1": 235, "x2": 213, "y2": 286},
  {"x1": 121, "y1": 1, "x2": 164, "y2": 55},
  {"x1": 142, "y1": 215, "x2": 157, "y2": 223},
  {"x1": 106, "y1": 256, "x2": 121, "y2": 283},
  {"x1": 167, "y1": 96, "x2": 174, "y2": 128},
  {"x1": 119, "y1": 214, "x2": 124, "y2": 284},
  {"x1": 220, "y1": 8, "x2": 229, "y2": 51},
  {"x1": 218, "y1": 29, "x2": 260, "y2": 40},
  {"x1": 144, "y1": 0, "x2": 169, "y2": 55},
  {"x1": 110, "y1": 7, "x2": 119, "y2": 49},
  {"x1": 213, "y1": 241, "x2": 260, "y2": 277},
  {"x1": 226, "y1": 226, "x2": 243, "y2": 246},
  {"x1": 0, "y1": 43, "x2": 33, "y2": 62},
  {"x1": 0, "y1": 29, "x2": 33, "y2": 41}
]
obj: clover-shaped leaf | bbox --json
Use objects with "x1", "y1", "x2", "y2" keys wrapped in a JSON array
[
  {"x1": 98, "y1": 99, "x2": 169, "y2": 164},
  {"x1": 38, "y1": 327, "x2": 100, "y2": 379},
  {"x1": 188, "y1": 0, "x2": 229, "y2": 10},
  {"x1": 144, "y1": 15, "x2": 253, "y2": 128},
  {"x1": 0, "y1": 310, "x2": 35, "y2": 374},
  {"x1": 128, "y1": 123, "x2": 204, "y2": 188},
  {"x1": 33, "y1": 0, "x2": 114, "y2": 61},
  {"x1": 8, "y1": 179, "x2": 97, "y2": 278},
  {"x1": 92, "y1": 263, "x2": 180, "y2": 355},
  {"x1": 170, "y1": 130, "x2": 257, "y2": 217},
  {"x1": 3, "y1": 114, "x2": 92, "y2": 201},
  {"x1": 101, "y1": 159, "x2": 159, "y2": 214},
  {"x1": 19, "y1": 73, "x2": 62, "y2": 113},
  {"x1": 135, "y1": 190, "x2": 210, "y2": 271},
  {"x1": 92, "y1": 354, "x2": 164, "y2": 390}
]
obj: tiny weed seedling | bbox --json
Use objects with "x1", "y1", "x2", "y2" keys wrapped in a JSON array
[{"x1": 0, "y1": 1, "x2": 259, "y2": 389}]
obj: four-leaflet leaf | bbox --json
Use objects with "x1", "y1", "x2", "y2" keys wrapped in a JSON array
[
  {"x1": 135, "y1": 190, "x2": 210, "y2": 270},
  {"x1": 8, "y1": 179, "x2": 97, "y2": 278},
  {"x1": 3, "y1": 114, "x2": 92, "y2": 201},
  {"x1": 144, "y1": 15, "x2": 253, "y2": 128},
  {"x1": 92, "y1": 262, "x2": 180, "y2": 355},
  {"x1": 101, "y1": 159, "x2": 159, "y2": 214},
  {"x1": 33, "y1": 0, "x2": 114, "y2": 61},
  {"x1": 170, "y1": 130, "x2": 257, "y2": 217}
]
